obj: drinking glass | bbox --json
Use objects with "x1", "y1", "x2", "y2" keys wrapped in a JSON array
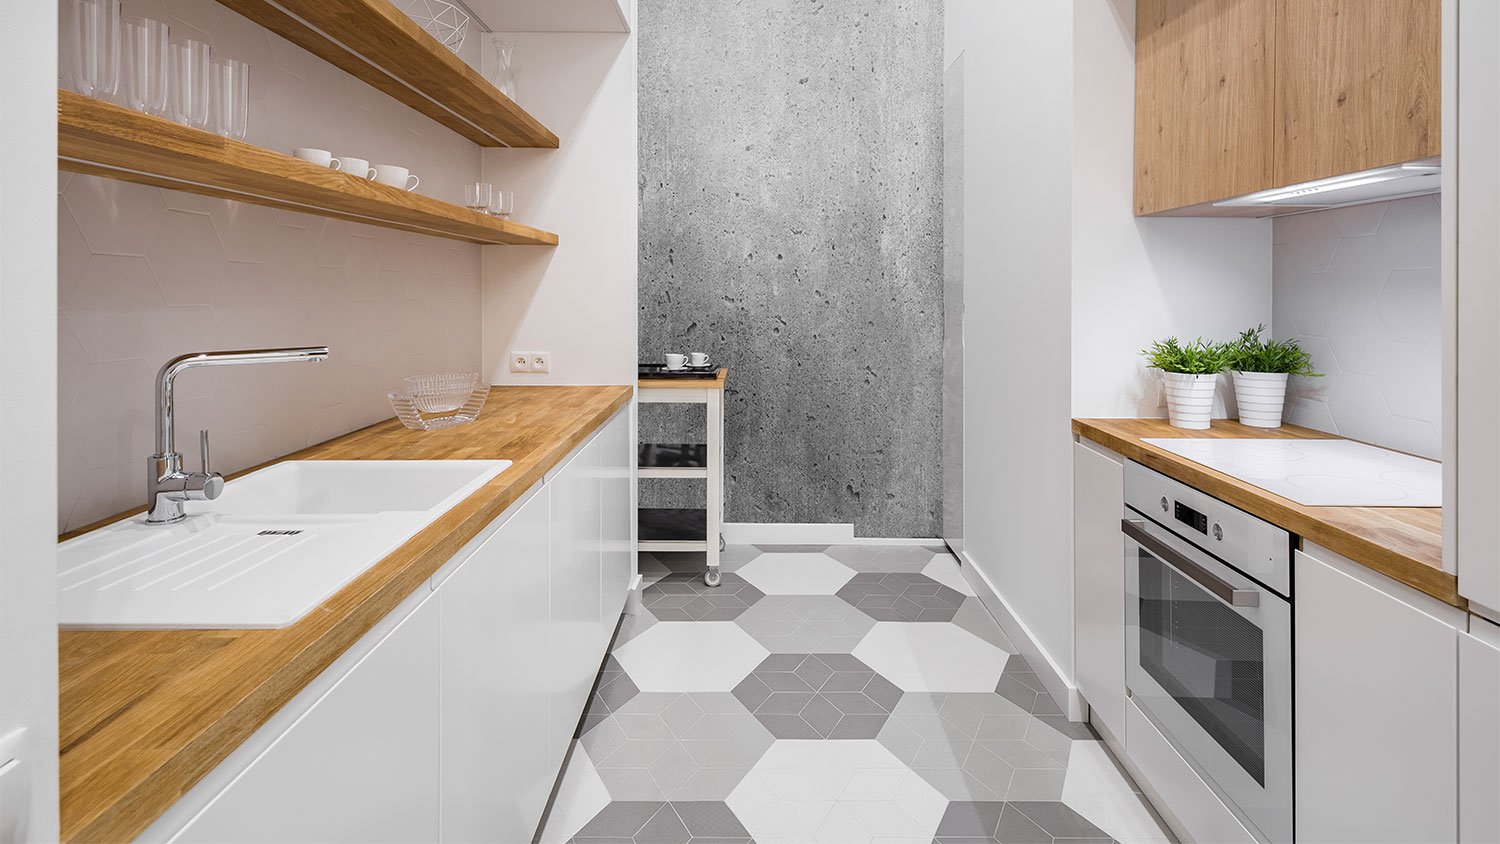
[
  {"x1": 169, "y1": 39, "x2": 212, "y2": 130},
  {"x1": 488, "y1": 189, "x2": 514, "y2": 219},
  {"x1": 62, "y1": 0, "x2": 121, "y2": 100},
  {"x1": 209, "y1": 57, "x2": 250, "y2": 139},
  {"x1": 464, "y1": 182, "x2": 492, "y2": 213},
  {"x1": 120, "y1": 17, "x2": 169, "y2": 116}
]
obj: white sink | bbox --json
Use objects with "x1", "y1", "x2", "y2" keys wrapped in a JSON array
[{"x1": 58, "y1": 460, "x2": 509, "y2": 629}]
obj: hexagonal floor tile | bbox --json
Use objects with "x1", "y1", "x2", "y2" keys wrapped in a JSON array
[
  {"x1": 613, "y1": 621, "x2": 769, "y2": 693},
  {"x1": 615, "y1": 603, "x2": 660, "y2": 649},
  {"x1": 921, "y1": 554, "x2": 977, "y2": 596},
  {"x1": 726, "y1": 739, "x2": 948, "y2": 844},
  {"x1": 824, "y1": 544, "x2": 947, "y2": 573},
  {"x1": 995, "y1": 656, "x2": 1064, "y2": 716},
  {"x1": 731, "y1": 654, "x2": 903, "y2": 740},
  {"x1": 580, "y1": 692, "x2": 774, "y2": 802},
  {"x1": 853, "y1": 623, "x2": 1012, "y2": 692},
  {"x1": 835, "y1": 572, "x2": 967, "y2": 622},
  {"x1": 570, "y1": 800, "x2": 753, "y2": 843},
  {"x1": 643, "y1": 573, "x2": 765, "y2": 622},
  {"x1": 737, "y1": 552, "x2": 858, "y2": 595},
  {"x1": 932, "y1": 800, "x2": 1114, "y2": 843},
  {"x1": 578, "y1": 656, "x2": 642, "y2": 737},
  {"x1": 733, "y1": 594, "x2": 876, "y2": 653}
]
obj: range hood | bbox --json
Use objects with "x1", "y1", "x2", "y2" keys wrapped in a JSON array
[{"x1": 1213, "y1": 159, "x2": 1441, "y2": 211}]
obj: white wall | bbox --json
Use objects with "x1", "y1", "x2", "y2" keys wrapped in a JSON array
[
  {"x1": 1072, "y1": 0, "x2": 1272, "y2": 417},
  {"x1": 1, "y1": 0, "x2": 60, "y2": 837},
  {"x1": 481, "y1": 26, "x2": 638, "y2": 387},
  {"x1": 947, "y1": 0, "x2": 1270, "y2": 698}
]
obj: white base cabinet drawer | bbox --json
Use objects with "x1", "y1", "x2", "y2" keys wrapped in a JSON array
[
  {"x1": 1461, "y1": 616, "x2": 1500, "y2": 844},
  {"x1": 1123, "y1": 698, "x2": 1256, "y2": 844}
]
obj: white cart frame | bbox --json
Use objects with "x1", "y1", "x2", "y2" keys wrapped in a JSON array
[{"x1": 637, "y1": 369, "x2": 726, "y2": 586}]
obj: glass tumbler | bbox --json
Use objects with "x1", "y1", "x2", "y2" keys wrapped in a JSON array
[
  {"x1": 62, "y1": 0, "x2": 121, "y2": 100},
  {"x1": 488, "y1": 189, "x2": 514, "y2": 219},
  {"x1": 120, "y1": 17, "x2": 169, "y2": 116},
  {"x1": 169, "y1": 39, "x2": 212, "y2": 130},
  {"x1": 464, "y1": 182, "x2": 492, "y2": 213},
  {"x1": 209, "y1": 58, "x2": 250, "y2": 139}
]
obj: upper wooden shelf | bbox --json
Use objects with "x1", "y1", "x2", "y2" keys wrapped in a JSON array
[
  {"x1": 58, "y1": 91, "x2": 559, "y2": 246},
  {"x1": 214, "y1": 0, "x2": 559, "y2": 149}
]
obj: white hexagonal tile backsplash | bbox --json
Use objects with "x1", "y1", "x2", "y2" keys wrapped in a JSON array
[{"x1": 1272, "y1": 195, "x2": 1441, "y2": 460}]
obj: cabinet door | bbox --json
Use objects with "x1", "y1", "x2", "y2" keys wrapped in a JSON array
[
  {"x1": 599, "y1": 409, "x2": 634, "y2": 636},
  {"x1": 1072, "y1": 441, "x2": 1126, "y2": 735},
  {"x1": 1134, "y1": 0, "x2": 1274, "y2": 214},
  {"x1": 1461, "y1": 618, "x2": 1500, "y2": 844},
  {"x1": 1295, "y1": 548, "x2": 1458, "y2": 844},
  {"x1": 1457, "y1": 0, "x2": 1500, "y2": 617},
  {"x1": 439, "y1": 486, "x2": 552, "y2": 844},
  {"x1": 548, "y1": 435, "x2": 603, "y2": 779},
  {"x1": 173, "y1": 597, "x2": 441, "y2": 844},
  {"x1": 1274, "y1": 0, "x2": 1441, "y2": 186}
]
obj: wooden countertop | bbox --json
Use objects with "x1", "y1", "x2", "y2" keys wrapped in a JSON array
[
  {"x1": 58, "y1": 385, "x2": 632, "y2": 844},
  {"x1": 638, "y1": 367, "x2": 727, "y2": 389},
  {"x1": 1073, "y1": 418, "x2": 1455, "y2": 608}
]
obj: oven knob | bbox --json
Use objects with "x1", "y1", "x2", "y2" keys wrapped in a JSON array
[
  {"x1": 1212, "y1": 523, "x2": 1224, "y2": 541},
  {"x1": 1160, "y1": 496, "x2": 1169, "y2": 513}
]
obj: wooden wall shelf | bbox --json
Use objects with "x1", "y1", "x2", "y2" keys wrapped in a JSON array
[
  {"x1": 58, "y1": 91, "x2": 559, "y2": 247},
  {"x1": 214, "y1": 0, "x2": 558, "y2": 149}
]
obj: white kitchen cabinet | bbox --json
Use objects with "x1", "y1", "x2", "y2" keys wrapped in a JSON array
[
  {"x1": 439, "y1": 485, "x2": 552, "y2": 844},
  {"x1": 172, "y1": 596, "x2": 441, "y2": 844},
  {"x1": 599, "y1": 410, "x2": 634, "y2": 640},
  {"x1": 1295, "y1": 545, "x2": 1461, "y2": 844},
  {"x1": 548, "y1": 432, "x2": 604, "y2": 778},
  {"x1": 1072, "y1": 439, "x2": 1126, "y2": 736},
  {"x1": 1461, "y1": 616, "x2": 1500, "y2": 843},
  {"x1": 1456, "y1": 0, "x2": 1500, "y2": 618}
]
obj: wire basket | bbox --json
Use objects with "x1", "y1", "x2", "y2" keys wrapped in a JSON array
[{"x1": 395, "y1": 0, "x2": 469, "y2": 54}]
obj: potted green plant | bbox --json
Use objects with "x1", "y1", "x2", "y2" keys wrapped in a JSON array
[
  {"x1": 1228, "y1": 324, "x2": 1321, "y2": 428},
  {"x1": 1142, "y1": 336, "x2": 1231, "y2": 430}
]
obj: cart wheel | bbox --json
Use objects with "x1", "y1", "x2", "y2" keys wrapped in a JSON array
[{"x1": 704, "y1": 568, "x2": 722, "y2": 587}]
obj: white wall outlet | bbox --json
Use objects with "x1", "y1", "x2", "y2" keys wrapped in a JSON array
[
  {"x1": 530, "y1": 352, "x2": 551, "y2": 373},
  {"x1": 509, "y1": 352, "x2": 531, "y2": 373}
]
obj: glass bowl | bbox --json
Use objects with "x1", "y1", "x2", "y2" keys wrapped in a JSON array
[{"x1": 404, "y1": 372, "x2": 481, "y2": 413}]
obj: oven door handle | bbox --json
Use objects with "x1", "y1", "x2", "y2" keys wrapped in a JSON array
[{"x1": 1122, "y1": 518, "x2": 1260, "y2": 608}]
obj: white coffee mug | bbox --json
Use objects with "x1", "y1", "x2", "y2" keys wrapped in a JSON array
[
  {"x1": 373, "y1": 164, "x2": 420, "y2": 191},
  {"x1": 292, "y1": 148, "x2": 341, "y2": 169},
  {"x1": 338, "y1": 156, "x2": 375, "y2": 179},
  {"x1": 664, "y1": 353, "x2": 687, "y2": 370},
  {"x1": 689, "y1": 352, "x2": 709, "y2": 367}
]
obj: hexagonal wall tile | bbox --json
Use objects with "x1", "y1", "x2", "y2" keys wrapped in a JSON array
[
  {"x1": 731, "y1": 654, "x2": 903, "y2": 740},
  {"x1": 642, "y1": 573, "x2": 765, "y2": 622},
  {"x1": 147, "y1": 210, "x2": 229, "y2": 305},
  {"x1": 726, "y1": 739, "x2": 948, "y2": 844},
  {"x1": 835, "y1": 572, "x2": 966, "y2": 622},
  {"x1": 1377, "y1": 267, "x2": 1440, "y2": 345},
  {"x1": 737, "y1": 552, "x2": 857, "y2": 595},
  {"x1": 853, "y1": 623, "x2": 1011, "y2": 693},
  {"x1": 613, "y1": 621, "x2": 770, "y2": 693},
  {"x1": 733, "y1": 594, "x2": 876, "y2": 653},
  {"x1": 64, "y1": 176, "x2": 166, "y2": 256}
]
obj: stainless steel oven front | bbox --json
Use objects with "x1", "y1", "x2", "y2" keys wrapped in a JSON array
[{"x1": 1122, "y1": 461, "x2": 1293, "y2": 844}]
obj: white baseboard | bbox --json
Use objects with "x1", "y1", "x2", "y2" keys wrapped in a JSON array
[
  {"x1": 722, "y1": 523, "x2": 941, "y2": 546},
  {"x1": 625, "y1": 573, "x2": 644, "y2": 613},
  {"x1": 954, "y1": 547, "x2": 1086, "y2": 722}
]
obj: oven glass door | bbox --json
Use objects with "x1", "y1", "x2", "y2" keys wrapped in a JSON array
[{"x1": 1125, "y1": 514, "x2": 1292, "y2": 844}]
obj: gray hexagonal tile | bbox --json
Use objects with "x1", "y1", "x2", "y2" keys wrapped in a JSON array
[
  {"x1": 642, "y1": 573, "x2": 764, "y2": 622},
  {"x1": 581, "y1": 692, "x2": 774, "y2": 802},
  {"x1": 876, "y1": 692, "x2": 1037, "y2": 802},
  {"x1": 615, "y1": 603, "x2": 660, "y2": 649},
  {"x1": 950, "y1": 599, "x2": 1014, "y2": 651},
  {"x1": 731, "y1": 593, "x2": 876, "y2": 653},
  {"x1": 732, "y1": 653, "x2": 902, "y2": 739},
  {"x1": 933, "y1": 801, "x2": 1114, "y2": 843},
  {"x1": 824, "y1": 544, "x2": 945, "y2": 572},
  {"x1": 570, "y1": 800, "x2": 752, "y2": 843},
  {"x1": 836, "y1": 572, "x2": 966, "y2": 622},
  {"x1": 995, "y1": 656, "x2": 1063, "y2": 716},
  {"x1": 579, "y1": 656, "x2": 642, "y2": 737}
]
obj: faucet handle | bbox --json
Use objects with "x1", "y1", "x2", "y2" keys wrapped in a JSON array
[{"x1": 200, "y1": 428, "x2": 212, "y2": 475}]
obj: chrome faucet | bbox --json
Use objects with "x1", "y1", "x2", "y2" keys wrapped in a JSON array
[{"x1": 147, "y1": 347, "x2": 330, "y2": 524}]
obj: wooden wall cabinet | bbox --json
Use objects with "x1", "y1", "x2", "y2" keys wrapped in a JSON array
[{"x1": 1135, "y1": 0, "x2": 1441, "y2": 215}]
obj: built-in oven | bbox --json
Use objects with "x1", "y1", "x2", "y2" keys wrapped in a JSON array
[{"x1": 1122, "y1": 461, "x2": 1294, "y2": 844}]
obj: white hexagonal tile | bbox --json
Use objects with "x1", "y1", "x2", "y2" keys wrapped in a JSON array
[
  {"x1": 1280, "y1": 270, "x2": 1343, "y2": 339},
  {"x1": 853, "y1": 623, "x2": 1012, "y2": 693},
  {"x1": 343, "y1": 237, "x2": 381, "y2": 300},
  {"x1": 1061, "y1": 741, "x2": 1176, "y2": 843},
  {"x1": 1283, "y1": 334, "x2": 1339, "y2": 401},
  {"x1": 727, "y1": 739, "x2": 947, "y2": 844},
  {"x1": 1375, "y1": 345, "x2": 1441, "y2": 423},
  {"x1": 1327, "y1": 373, "x2": 1441, "y2": 459},
  {"x1": 64, "y1": 176, "x2": 166, "y2": 256},
  {"x1": 65, "y1": 306, "x2": 166, "y2": 364},
  {"x1": 315, "y1": 220, "x2": 354, "y2": 268},
  {"x1": 921, "y1": 555, "x2": 976, "y2": 597},
  {"x1": 262, "y1": 225, "x2": 316, "y2": 303},
  {"x1": 1326, "y1": 302, "x2": 1390, "y2": 377},
  {"x1": 1375, "y1": 194, "x2": 1441, "y2": 270},
  {"x1": 1275, "y1": 210, "x2": 1341, "y2": 274},
  {"x1": 1284, "y1": 396, "x2": 1338, "y2": 434},
  {"x1": 147, "y1": 210, "x2": 229, "y2": 305},
  {"x1": 210, "y1": 201, "x2": 278, "y2": 262},
  {"x1": 58, "y1": 204, "x2": 90, "y2": 302},
  {"x1": 614, "y1": 622, "x2": 770, "y2": 693},
  {"x1": 1322, "y1": 233, "x2": 1391, "y2": 303},
  {"x1": 63, "y1": 357, "x2": 157, "y2": 469},
  {"x1": 1377, "y1": 267, "x2": 1440, "y2": 345},
  {"x1": 537, "y1": 743, "x2": 611, "y2": 844},
  {"x1": 738, "y1": 553, "x2": 858, "y2": 595},
  {"x1": 69, "y1": 254, "x2": 164, "y2": 311},
  {"x1": 1329, "y1": 202, "x2": 1387, "y2": 237}
]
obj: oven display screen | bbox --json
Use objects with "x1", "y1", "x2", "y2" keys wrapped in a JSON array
[{"x1": 1174, "y1": 501, "x2": 1209, "y2": 535}]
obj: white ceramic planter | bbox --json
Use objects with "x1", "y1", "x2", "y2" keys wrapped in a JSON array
[
  {"x1": 1232, "y1": 370, "x2": 1290, "y2": 428},
  {"x1": 1162, "y1": 371, "x2": 1218, "y2": 430}
]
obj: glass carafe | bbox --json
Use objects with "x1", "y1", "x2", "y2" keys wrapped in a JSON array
[{"x1": 484, "y1": 37, "x2": 518, "y2": 102}]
